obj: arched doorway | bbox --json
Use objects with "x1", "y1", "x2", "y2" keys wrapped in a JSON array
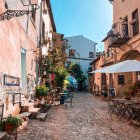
[
  {"x1": 101, "y1": 73, "x2": 107, "y2": 89},
  {"x1": 120, "y1": 50, "x2": 140, "y2": 83},
  {"x1": 120, "y1": 50, "x2": 140, "y2": 61}
]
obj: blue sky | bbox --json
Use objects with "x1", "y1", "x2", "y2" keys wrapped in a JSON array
[{"x1": 51, "y1": 0, "x2": 113, "y2": 52}]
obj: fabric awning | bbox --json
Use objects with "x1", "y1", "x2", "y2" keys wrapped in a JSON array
[
  {"x1": 67, "y1": 76, "x2": 77, "y2": 84},
  {"x1": 90, "y1": 60, "x2": 140, "y2": 73}
]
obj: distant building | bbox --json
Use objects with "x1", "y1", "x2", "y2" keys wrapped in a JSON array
[{"x1": 66, "y1": 35, "x2": 97, "y2": 86}]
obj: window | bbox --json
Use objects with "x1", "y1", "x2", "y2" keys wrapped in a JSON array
[
  {"x1": 106, "y1": 49, "x2": 113, "y2": 58},
  {"x1": 107, "y1": 49, "x2": 109, "y2": 57},
  {"x1": 42, "y1": 22, "x2": 45, "y2": 38},
  {"x1": 118, "y1": 75, "x2": 125, "y2": 85},
  {"x1": 31, "y1": 6, "x2": 36, "y2": 22},
  {"x1": 69, "y1": 49, "x2": 75, "y2": 57},
  {"x1": 122, "y1": 16, "x2": 129, "y2": 37},
  {"x1": 89, "y1": 52, "x2": 94, "y2": 58},
  {"x1": 132, "y1": 9, "x2": 139, "y2": 36}
]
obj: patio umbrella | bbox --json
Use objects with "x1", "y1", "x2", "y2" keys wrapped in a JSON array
[
  {"x1": 90, "y1": 60, "x2": 140, "y2": 73},
  {"x1": 67, "y1": 75, "x2": 77, "y2": 84},
  {"x1": 64, "y1": 79, "x2": 70, "y2": 85}
]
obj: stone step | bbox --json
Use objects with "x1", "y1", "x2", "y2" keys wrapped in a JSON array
[
  {"x1": 19, "y1": 118, "x2": 30, "y2": 131},
  {"x1": 0, "y1": 132, "x2": 7, "y2": 140},
  {"x1": 19, "y1": 112, "x2": 31, "y2": 121},
  {"x1": 29, "y1": 108, "x2": 40, "y2": 119},
  {"x1": 36, "y1": 113, "x2": 47, "y2": 121},
  {"x1": 21, "y1": 102, "x2": 34, "y2": 112}
]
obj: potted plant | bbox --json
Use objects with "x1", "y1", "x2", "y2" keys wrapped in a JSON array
[
  {"x1": 129, "y1": 85, "x2": 137, "y2": 96},
  {"x1": 123, "y1": 87, "x2": 131, "y2": 100},
  {"x1": 2, "y1": 115, "x2": 23, "y2": 132},
  {"x1": 36, "y1": 85, "x2": 48, "y2": 99}
]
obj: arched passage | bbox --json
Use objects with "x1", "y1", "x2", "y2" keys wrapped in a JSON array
[
  {"x1": 120, "y1": 50, "x2": 140, "y2": 62},
  {"x1": 119, "y1": 49, "x2": 140, "y2": 86}
]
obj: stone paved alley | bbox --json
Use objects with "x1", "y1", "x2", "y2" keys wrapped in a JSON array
[{"x1": 18, "y1": 92, "x2": 140, "y2": 140}]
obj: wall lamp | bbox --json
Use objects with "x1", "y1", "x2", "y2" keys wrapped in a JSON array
[{"x1": 0, "y1": 0, "x2": 39, "y2": 21}]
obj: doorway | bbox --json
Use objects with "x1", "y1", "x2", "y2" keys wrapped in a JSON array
[
  {"x1": 109, "y1": 74, "x2": 113, "y2": 88},
  {"x1": 101, "y1": 73, "x2": 107, "y2": 89},
  {"x1": 21, "y1": 48, "x2": 27, "y2": 94}
]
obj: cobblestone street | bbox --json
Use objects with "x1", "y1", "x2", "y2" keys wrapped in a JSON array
[{"x1": 18, "y1": 92, "x2": 140, "y2": 140}]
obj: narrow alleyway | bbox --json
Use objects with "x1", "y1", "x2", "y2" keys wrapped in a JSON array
[{"x1": 18, "y1": 92, "x2": 140, "y2": 140}]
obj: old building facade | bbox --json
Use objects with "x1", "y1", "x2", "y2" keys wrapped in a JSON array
[
  {"x1": 0, "y1": 0, "x2": 56, "y2": 116},
  {"x1": 66, "y1": 35, "x2": 97, "y2": 87},
  {"x1": 92, "y1": 0, "x2": 140, "y2": 96}
]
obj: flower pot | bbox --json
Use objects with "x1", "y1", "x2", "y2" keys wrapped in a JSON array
[
  {"x1": 5, "y1": 124, "x2": 15, "y2": 132},
  {"x1": 125, "y1": 95, "x2": 131, "y2": 100}
]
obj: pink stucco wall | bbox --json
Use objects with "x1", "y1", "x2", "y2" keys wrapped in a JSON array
[
  {"x1": 0, "y1": 0, "x2": 38, "y2": 116},
  {"x1": 101, "y1": 0, "x2": 140, "y2": 96}
]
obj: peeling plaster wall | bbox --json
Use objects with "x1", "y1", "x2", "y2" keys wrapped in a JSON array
[{"x1": 0, "y1": 0, "x2": 38, "y2": 116}]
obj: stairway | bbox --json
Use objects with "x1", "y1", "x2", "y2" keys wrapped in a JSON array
[{"x1": 20, "y1": 94, "x2": 47, "y2": 121}]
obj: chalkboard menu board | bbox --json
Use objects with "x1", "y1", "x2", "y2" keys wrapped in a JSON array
[{"x1": 108, "y1": 88, "x2": 115, "y2": 97}]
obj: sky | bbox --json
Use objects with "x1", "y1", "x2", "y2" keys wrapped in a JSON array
[{"x1": 51, "y1": 0, "x2": 113, "y2": 52}]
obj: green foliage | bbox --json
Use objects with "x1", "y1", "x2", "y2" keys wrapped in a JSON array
[
  {"x1": 54, "y1": 67, "x2": 68, "y2": 89},
  {"x1": 134, "y1": 81, "x2": 140, "y2": 88},
  {"x1": 123, "y1": 87, "x2": 130, "y2": 95},
  {"x1": 129, "y1": 85, "x2": 135, "y2": 92},
  {"x1": 36, "y1": 85, "x2": 48, "y2": 96},
  {"x1": 42, "y1": 56, "x2": 54, "y2": 74},
  {"x1": 0, "y1": 121, "x2": 4, "y2": 131},
  {"x1": 68, "y1": 62, "x2": 86, "y2": 83},
  {"x1": 2, "y1": 115, "x2": 23, "y2": 127}
]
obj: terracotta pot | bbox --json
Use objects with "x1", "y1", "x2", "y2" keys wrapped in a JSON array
[
  {"x1": 125, "y1": 95, "x2": 131, "y2": 100},
  {"x1": 5, "y1": 124, "x2": 15, "y2": 132}
]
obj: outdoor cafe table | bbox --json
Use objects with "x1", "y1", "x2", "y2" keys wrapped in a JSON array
[
  {"x1": 111, "y1": 98, "x2": 140, "y2": 120},
  {"x1": 129, "y1": 104, "x2": 140, "y2": 121}
]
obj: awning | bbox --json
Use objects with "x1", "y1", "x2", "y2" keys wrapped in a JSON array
[
  {"x1": 67, "y1": 76, "x2": 77, "y2": 84},
  {"x1": 90, "y1": 60, "x2": 140, "y2": 73},
  {"x1": 64, "y1": 80, "x2": 70, "y2": 85}
]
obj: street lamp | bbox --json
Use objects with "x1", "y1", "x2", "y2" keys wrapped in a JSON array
[{"x1": 0, "y1": 0, "x2": 39, "y2": 21}]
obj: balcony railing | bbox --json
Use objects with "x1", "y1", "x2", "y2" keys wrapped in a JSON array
[
  {"x1": 103, "y1": 51, "x2": 113, "y2": 64},
  {"x1": 105, "y1": 22, "x2": 131, "y2": 48}
]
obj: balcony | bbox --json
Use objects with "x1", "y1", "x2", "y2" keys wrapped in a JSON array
[
  {"x1": 102, "y1": 50, "x2": 113, "y2": 64},
  {"x1": 103, "y1": 22, "x2": 131, "y2": 48}
]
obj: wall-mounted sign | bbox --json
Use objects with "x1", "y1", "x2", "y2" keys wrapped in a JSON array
[{"x1": 4, "y1": 74, "x2": 20, "y2": 86}]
